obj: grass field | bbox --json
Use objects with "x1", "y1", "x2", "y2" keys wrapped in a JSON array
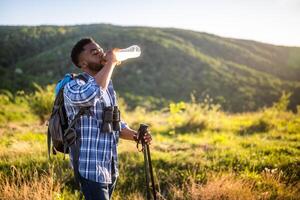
[{"x1": 0, "y1": 89, "x2": 299, "y2": 200}]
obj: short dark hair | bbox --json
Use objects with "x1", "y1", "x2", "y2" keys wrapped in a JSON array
[{"x1": 71, "y1": 38, "x2": 95, "y2": 68}]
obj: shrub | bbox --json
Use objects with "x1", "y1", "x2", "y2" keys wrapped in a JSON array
[
  {"x1": 26, "y1": 83, "x2": 55, "y2": 122},
  {"x1": 168, "y1": 95, "x2": 221, "y2": 134},
  {"x1": 272, "y1": 92, "x2": 291, "y2": 112},
  {"x1": 238, "y1": 118, "x2": 270, "y2": 135},
  {"x1": 0, "y1": 91, "x2": 37, "y2": 125}
]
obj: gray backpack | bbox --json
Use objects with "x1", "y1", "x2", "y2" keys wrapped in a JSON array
[{"x1": 47, "y1": 73, "x2": 90, "y2": 184}]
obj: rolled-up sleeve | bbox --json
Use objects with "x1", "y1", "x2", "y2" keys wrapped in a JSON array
[
  {"x1": 121, "y1": 120, "x2": 128, "y2": 130},
  {"x1": 64, "y1": 77, "x2": 103, "y2": 107}
]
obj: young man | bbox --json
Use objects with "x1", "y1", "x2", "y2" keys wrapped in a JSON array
[{"x1": 64, "y1": 38, "x2": 152, "y2": 200}]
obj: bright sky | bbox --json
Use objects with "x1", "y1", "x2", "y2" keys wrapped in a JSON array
[{"x1": 1, "y1": 0, "x2": 299, "y2": 47}]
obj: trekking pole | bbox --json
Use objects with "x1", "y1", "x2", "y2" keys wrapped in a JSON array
[
  {"x1": 143, "y1": 139, "x2": 151, "y2": 200},
  {"x1": 137, "y1": 124, "x2": 157, "y2": 200},
  {"x1": 146, "y1": 144, "x2": 156, "y2": 200}
]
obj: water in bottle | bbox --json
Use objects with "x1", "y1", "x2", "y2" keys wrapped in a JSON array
[{"x1": 115, "y1": 45, "x2": 141, "y2": 62}]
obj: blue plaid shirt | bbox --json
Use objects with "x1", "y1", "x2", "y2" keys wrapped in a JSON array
[{"x1": 63, "y1": 72, "x2": 127, "y2": 184}]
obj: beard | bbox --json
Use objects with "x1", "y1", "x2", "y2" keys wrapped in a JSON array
[{"x1": 87, "y1": 60, "x2": 106, "y2": 72}]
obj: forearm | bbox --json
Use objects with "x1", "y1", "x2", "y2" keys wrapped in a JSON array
[
  {"x1": 94, "y1": 61, "x2": 116, "y2": 90},
  {"x1": 120, "y1": 127, "x2": 137, "y2": 141}
]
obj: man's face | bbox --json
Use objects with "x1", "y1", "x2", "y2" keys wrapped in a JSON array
[{"x1": 80, "y1": 42, "x2": 106, "y2": 71}]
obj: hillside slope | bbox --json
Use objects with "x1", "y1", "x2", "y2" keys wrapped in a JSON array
[{"x1": 0, "y1": 24, "x2": 299, "y2": 112}]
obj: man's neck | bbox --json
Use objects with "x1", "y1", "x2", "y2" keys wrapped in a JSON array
[{"x1": 83, "y1": 69, "x2": 97, "y2": 77}]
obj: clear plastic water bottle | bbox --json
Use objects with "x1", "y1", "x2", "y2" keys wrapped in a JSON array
[{"x1": 115, "y1": 45, "x2": 141, "y2": 62}]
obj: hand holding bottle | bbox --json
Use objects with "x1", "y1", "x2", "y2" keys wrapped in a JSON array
[
  {"x1": 103, "y1": 50, "x2": 118, "y2": 65},
  {"x1": 115, "y1": 45, "x2": 141, "y2": 62},
  {"x1": 102, "y1": 45, "x2": 141, "y2": 67}
]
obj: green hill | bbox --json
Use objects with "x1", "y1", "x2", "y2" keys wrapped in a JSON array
[{"x1": 1, "y1": 24, "x2": 300, "y2": 112}]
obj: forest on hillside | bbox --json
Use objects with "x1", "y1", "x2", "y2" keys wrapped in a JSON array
[{"x1": 1, "y1": 24, "x2": 300, "y2": 112}]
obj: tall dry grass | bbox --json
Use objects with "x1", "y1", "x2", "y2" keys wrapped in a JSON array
[
  {"x1": 168, "y1": 172, "x2": 300, "y2": 200},
  {"x1": 258, "y1": 168, "x2": 300, "y2": 200},
  {"x1": 0, "y1": 166, "x2": 60, "y2": 200},
  {"x1": 169, "y1": 174, "x2": 256, "y2": 200}
]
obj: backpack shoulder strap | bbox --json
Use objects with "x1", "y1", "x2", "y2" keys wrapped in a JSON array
[{"x1": 67, "y1": 106, "x2": 91, "y2": 128}]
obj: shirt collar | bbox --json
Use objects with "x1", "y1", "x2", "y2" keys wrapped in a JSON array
[{"x1": 82, "y1": 72, "x2": 94, "y2": 80}]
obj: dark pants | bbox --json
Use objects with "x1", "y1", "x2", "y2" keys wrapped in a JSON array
[
  {"x1": 79, "y1": 174, "x2": 117, "y2": 200},
  {"x1": 79, "y1": 160, "x2": 117, "y2": 200}
]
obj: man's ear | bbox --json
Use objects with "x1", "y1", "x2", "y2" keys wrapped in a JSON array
[
  {"x1": 78, "y1": 52, "x2": 87, "y2": 68},
  {"x1": 79, "y1": 60, "x2": 88, "y2": 69}
]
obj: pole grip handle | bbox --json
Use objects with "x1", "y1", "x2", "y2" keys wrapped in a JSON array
[{"x1": 138, "y1": 124, "x2": 149, "y2": 146}]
